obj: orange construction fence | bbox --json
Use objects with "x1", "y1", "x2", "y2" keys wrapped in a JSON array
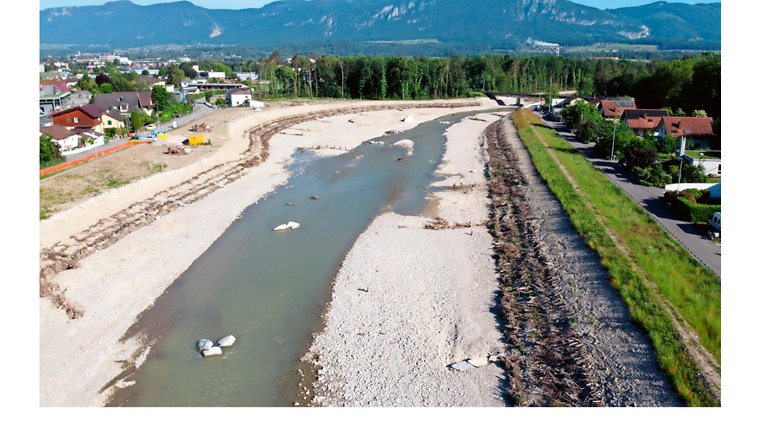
[{"x1": 40, "y1": 141, "x2": 153, "y2": 178}]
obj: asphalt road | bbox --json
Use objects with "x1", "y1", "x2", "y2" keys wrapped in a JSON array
[
  {"x1": 64, "y1": 102, "x2": 217, "y2": 162},
  {"x1": 538, "y1": 113, "x2": 721, "y2": 279}
]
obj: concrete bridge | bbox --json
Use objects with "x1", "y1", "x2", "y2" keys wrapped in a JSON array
[{"x1": 485, "y1": 90, "x2": 577, "y2": 107}]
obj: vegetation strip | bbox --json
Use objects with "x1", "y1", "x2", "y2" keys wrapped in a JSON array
[{"x1": 510, "y1": 108, "x2": 719, "y2": 407}]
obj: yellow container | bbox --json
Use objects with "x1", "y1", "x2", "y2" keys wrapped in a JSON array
[
  {"x1": 189, "y1": 134, "x2": 205, "y2": 145},
  {"x1": 158, "y1": 133, "x2": 168, "y2": 139}
]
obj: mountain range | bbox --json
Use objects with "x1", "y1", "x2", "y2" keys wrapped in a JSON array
[{"x1": 40, "y1": 0, "x2": 721, "y2": 50}]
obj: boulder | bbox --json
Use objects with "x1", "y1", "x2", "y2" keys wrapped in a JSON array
[
  {"x1": 449, "y1": 361, "x2": 474, "y2": 371},
  {"x1": 467, "y1": 357, "x2": 489, "y2": 367},
  {"x1": 196, "y1": 339, "x2": 213, "y2": 352},
  {"x1": 217, "y1": 335, "x2": 236, "y2": 347},
  {"x1": 274, "y1": 221, "x2": 301, "y2": 231},
  {"x1": 202, "y1": 346, "x2": 223, "y2": 357}
]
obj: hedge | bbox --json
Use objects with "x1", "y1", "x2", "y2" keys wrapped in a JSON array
[{"x1": 673, "y1": 197, "x2": 721, "y2": 223}]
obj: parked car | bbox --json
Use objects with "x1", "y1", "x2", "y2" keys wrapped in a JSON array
[
  {"x1": 145, "y1": 123, "x2": 156, "y2": 130},
  {"x1": 708, "y1": 212, "x2": 721, "y2": 233}
]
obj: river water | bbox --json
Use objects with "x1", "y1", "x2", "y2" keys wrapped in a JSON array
[{"x1": 107, "y1": 110, "x2": 488, "y2": 407}]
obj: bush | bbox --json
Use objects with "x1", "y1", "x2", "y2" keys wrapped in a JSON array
[
  {"x1": 672, "y1": 196, "x2": 720, "y2": 223},
  {"x1": 622, "y1": 145, "x2": 659, "y2": 170},
  {"x1": 634, "y1": 163, "x2": 672, "y2": 187},
  {"x1": 40, "y1": 133, "x2": 61, "y2": 165}
]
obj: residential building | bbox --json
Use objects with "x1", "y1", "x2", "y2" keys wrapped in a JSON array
[
  {"x1": 622, "y1": 109, "x2": 670, "y2": 137},
  {"x1": 656, "y1": 116, "x2": 715, "y2": 149},
  {"x1": 599, "y1": 98, "x2": 636, "y2": 119},
  {"x1": 227, "y1": 88, "x2": 252, "y2": 107},
  {"x1": 50, "y1": 104, "x2": 106, "y2": 134},
  {"x1": 101, "y1": 109, "x2": 126, "y2": 132},
  {"x1": 39, "y1": 80, "x2": 71, "y2": 114},
  {"x1": 40, "y1": 125, "x2": 79, "y2": 152},
  {"x1": 201, "y1": 71, "x2": 226, "y2": 80},
  {"x1": 93, "y1": 91, "x2": 155, "y2": 116}
]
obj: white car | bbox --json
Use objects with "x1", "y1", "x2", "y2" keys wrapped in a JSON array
[{"x1": 708, "y1": 212, "x2": 721, "y2": 233}]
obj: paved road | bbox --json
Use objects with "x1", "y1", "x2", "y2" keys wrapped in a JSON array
[
  {"x1": 64, "y1": 102, "x2": 218, "y2": 162},
  {"x1": 537, "y1": 112, "x2": 721, "y2": 279}
]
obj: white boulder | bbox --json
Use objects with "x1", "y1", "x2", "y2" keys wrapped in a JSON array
[
  {"x1": 196, "y1": 339, "x2": 213, "y2": 352},
  {"x1": 273, "y1": 221, "x2": 301, "y2": 231},
  {"x1": 202, "y1": 346, "x2": 223, "y2": 357},
  {"x1": 467, "y1": 357, "x2": 489, "y2": 367},
  {"x1": 449, "y1": 361, "x2": 474, "y2": 371},
  {"x1": 217, "y1": 335, "x2": 236, "y2": 347}
]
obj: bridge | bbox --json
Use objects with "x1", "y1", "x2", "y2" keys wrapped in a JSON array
[{"x1": 485, "y1": 90, "x2": 577, "y2": 107}]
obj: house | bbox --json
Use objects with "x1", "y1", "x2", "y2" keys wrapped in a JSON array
[
  {"x1": 138, "y1": 75, "x2": 162, "y2": 87},
  {"x1": 622, "y1": 109, "x2": 670, "y2": 137},
  {"x1": 599, "y1": 98, "x2": 636, "y2": 119},
  {"x1": 40, "y1": 125, "x2": 79, "y2": 152},
  {"x1": 201, "y1": 71, "x2": 226, "y2": 80},
  {"x1": 101, "y1": 108, "x2": 126, "y2": 132},
  {"x1": 50, "y1": 104, "x2": 105, "y2": 134},
  {"x1": 227, "y1": 88, "x2": 252, "y2": 107},
  {"x1": 656, "y1": 116, "x2": 714, "y2": 149},
  {"x1": 93, "y1": 91, "x2": 155, "y2": 116}
]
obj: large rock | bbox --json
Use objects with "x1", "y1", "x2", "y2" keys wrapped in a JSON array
[
  {"x1": 196, "y1": 339, "x2": 213, "y2": 352},
  {"x1": 202, "y1": 346, "x2": 223, "y2": 357},
  {"x1": 217, "y1": 335, "x2": 236, "y2": 347},
  {"x1": 449, "y1": 361, "x2": 474, "y2": 371},
  {"x1": 467, "y1": 357, "x2": 489, "y2": 367}
]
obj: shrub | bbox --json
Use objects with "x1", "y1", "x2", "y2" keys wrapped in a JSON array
[{"x1": 622, "y1": 145, "x2": 659, "y2": 170}]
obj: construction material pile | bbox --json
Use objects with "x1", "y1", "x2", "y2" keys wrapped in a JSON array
[
  {"x1": 165, "y1": 145, "x2": 190, "y2": 155},
  {"x1": 190, "y1": 123, "x2": 213, "y2": 132}
]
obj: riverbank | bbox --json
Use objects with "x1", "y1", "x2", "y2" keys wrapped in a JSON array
[{"x1": 39, "y1": 98, "x2": 502, "y2": 406}]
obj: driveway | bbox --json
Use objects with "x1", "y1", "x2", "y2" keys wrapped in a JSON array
[{"x1": 539, "y1": 113, "x2": 721, "y2": 279}]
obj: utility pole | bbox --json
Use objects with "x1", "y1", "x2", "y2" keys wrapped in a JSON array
[{"x1": 609, "y1": 120, "x2": 618, "y2": 160}]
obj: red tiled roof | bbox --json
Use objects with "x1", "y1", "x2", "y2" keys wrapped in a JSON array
[
  {"x1": 623, "y1": 109, "x2": 669, "y2": 131},
  {"x1": 600, "y1": 99, "x2": 636, "y2": 118},
  {"x1": 659, "y1": 116, "x2": 714, "y2": 137}
]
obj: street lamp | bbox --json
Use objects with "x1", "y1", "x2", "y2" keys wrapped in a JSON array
[{"x1": 609, "y1": 120, "x2": 618, "y2": 161}]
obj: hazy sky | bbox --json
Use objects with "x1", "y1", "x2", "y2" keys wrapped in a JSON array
[{"x1": 39, "y1": 0, "x2": 722, "y2": 11}]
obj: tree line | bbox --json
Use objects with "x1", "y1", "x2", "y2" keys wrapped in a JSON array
[{"x1": 245, "y1": 52, "x2": 719, "y2": 117}]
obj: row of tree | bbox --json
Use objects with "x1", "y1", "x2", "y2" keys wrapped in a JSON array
[
  {"x1": 69, "y1": 51, "x2": 719, "y2": 120},
  {"x1": 249, "y1": 52, "x2": 719, "y2": 118}
]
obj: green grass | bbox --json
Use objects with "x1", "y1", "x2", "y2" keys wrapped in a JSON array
[{"x1": 511, "y1": 108, "x2": 719, "y2": 406}]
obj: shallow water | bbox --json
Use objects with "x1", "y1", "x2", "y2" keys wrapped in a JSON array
[{"x1": 106, "y1": 110, "x2": 492, "y2": 407}]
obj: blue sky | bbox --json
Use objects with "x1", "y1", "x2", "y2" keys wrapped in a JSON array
[{"x1": 39, "y1": 0, "x2": 721, "y2": 11}]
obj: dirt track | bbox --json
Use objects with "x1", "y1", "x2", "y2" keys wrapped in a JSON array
[{"x1": 484, "y1": 117, "x2": 682, "y2": 406}]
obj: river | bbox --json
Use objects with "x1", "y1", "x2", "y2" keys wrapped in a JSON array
[{"x1": 106, "y1": 110, "x2": 484, "y2": 406}]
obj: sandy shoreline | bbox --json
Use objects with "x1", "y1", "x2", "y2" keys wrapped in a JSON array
[{"x1": 39, "y1": 97, "x2": 502, "y2": 406}]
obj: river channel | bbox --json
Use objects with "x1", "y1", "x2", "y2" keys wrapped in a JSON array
[{"x1": 106, "y1": 110, "x2": 490, "y2": 407}]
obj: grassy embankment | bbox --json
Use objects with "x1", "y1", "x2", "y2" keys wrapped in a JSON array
[{"x1": 510, "y1": 108, "x2": 720, "y2": 407}]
